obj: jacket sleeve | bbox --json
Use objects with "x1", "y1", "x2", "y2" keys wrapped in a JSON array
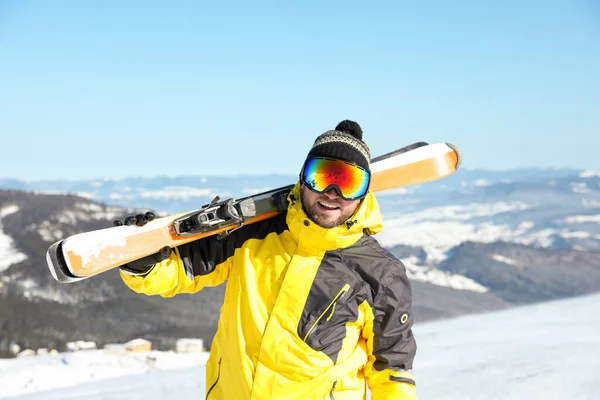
[
  {"x1": 120, "y1": 217, "x2": 273, "y2": 297},
  {"x1": 363, "y1": 263, "x2": 417, "y2": 399}
]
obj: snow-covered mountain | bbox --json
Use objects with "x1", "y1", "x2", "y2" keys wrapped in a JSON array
[
  {"x1": 3, "y1": 292, "x2": 599, "y2": 400},
  {"x1": 1, "y1": 166, "x2": 600, "y2": 358},
  {"x1": 3, "y1": 167, "x2": 600, "y2": 261}
]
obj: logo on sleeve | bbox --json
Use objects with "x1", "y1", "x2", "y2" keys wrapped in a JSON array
[{"x1": 400, "y1": 313, "x2": 409, "y2": 324}]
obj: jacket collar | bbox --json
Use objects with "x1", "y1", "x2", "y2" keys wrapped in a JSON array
[{"x1": 286, "y1": 183, "x2": 383, "y2": 252}]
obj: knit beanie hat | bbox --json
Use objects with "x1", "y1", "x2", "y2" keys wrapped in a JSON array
[{"x1": 305, "y1": 120, "x2": 371, "y2": 171}]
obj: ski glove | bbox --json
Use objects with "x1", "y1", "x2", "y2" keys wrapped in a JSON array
[
  {"x1": 119, "y1": 246, "x2": 172, "y2": 275},
  {"x1": 113, "y1": 211, "x2": 172, "y2": 275},
  {"x1": 113, "y1": 211, "x2": 156, "y2": 227}
]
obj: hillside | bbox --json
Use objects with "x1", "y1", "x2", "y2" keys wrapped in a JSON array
[{"x1": 1, "y1": 167, "x2": 600, "y2": 357}]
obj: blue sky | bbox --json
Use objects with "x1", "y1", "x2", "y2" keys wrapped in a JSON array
[{"x1": 0, "y1": 0, "x2": 598, "y2": 180}]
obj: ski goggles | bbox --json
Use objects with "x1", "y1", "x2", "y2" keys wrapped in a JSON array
[{"x1": 301, "y1": 157, "x2": 371, "y2": 200}]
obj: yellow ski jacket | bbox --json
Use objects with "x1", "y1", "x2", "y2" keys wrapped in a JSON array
[{"x1": 121, "y1": 183, "x2": 417, "y2": 399}]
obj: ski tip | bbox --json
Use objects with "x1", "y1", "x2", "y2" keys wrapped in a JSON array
[
  {"x1": 445, "y1": 143, "x2": 462, "y2": 170},
  {"x1": 46, "y1": 240, "x2": 87, "y2": 283}
]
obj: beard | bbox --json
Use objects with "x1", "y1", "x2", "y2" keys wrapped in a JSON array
[{"x1": 300, "y1": 186, "x2": 358, "y2": 229}]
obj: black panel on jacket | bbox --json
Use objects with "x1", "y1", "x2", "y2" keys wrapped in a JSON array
[
  {"x1": 298, "y1": 250, "x2": 363, "y2": 364},
  {"x1": 177, "y1": 214, "x2": 288, "y2": 279},
  {"x1": 297, "y1": 235, "x2": 416, "y2": 371}
]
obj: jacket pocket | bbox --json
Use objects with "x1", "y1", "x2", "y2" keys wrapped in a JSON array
[
  {"x1": 205, "y1": 357, "x2": 222, "y2": 399},
  {"x1": 303, "y1": 283, "x2": 351, "y2": 342}
]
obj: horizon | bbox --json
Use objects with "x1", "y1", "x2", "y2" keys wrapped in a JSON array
[{"x1": 0, "y1": 164, "x2": 594, "y2": 183}]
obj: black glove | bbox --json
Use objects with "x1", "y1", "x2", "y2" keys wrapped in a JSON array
[
  {"x1": 113, "y1": 211, "x2": 156, "y2": 227},
  {"x1": 119, "y1": 246, "x2": 172, "y2": 275},
  {"x1": 113, "y1": 211, "x2": 170, "y2": 275}
]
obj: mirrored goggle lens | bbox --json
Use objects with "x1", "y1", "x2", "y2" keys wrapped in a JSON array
[{"x1": 302, "y1": 157, "x2": 370, "y2": 200}]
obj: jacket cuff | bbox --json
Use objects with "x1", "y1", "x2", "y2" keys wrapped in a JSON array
[{"x1": 119, "y1": 264, "x2": 154, "y2": 276}]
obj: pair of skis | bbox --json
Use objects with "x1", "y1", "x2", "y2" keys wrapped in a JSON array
[{"x1": 47, "y1": 142, "x2": 462, "y2": 283}]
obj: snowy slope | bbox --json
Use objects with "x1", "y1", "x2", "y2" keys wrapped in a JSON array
[
  {"x1": 0, "y1": 205, "x2": 28, "y2": 273},
  {"x1": 413, "y1": 293, "x2": 600, "y2": 400},
  {"x1": 0, "y1": 351, "x2": 209, "y2": 398},
  {"x1": 3, "y1": 293, "x2": 599, "y2": 400}
]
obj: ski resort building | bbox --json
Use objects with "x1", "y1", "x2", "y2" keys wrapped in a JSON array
[
  {"x1": 124, "y1": 338, "x2": 152, "y2": 352},
  {"x1": 175, "y1": 338, "x2": 204, "y2": 353}
]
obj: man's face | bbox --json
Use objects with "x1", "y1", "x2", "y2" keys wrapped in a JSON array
[{"x1": 300, "y1": 184, "x2": 361, "y2": 229}]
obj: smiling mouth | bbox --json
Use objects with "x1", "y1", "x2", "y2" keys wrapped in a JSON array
[{"x1": 317, "y1": 201, "x2": 340, "y2": 211}]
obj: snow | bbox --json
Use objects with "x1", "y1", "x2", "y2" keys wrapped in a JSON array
[
  {"x1": 403, "y1": 257, "x2": 488, "y2": 292},
  {"x1": 22, "y1": 285, "x2": 76, "y2": 303},
  {"x1": 3, "y1": 293, "x2": 599, "y2": 400},
  {"x1": 517, "y1": 221, "x2": 535, "y2": 230},
  {"x1": 562, "y1": 214, "x2": 600, "y2": 224},
  {"x1": 570, "y1": 182, "x2": 589, "y2": 193},
  {"x1": 34, "y1": 221, "x2": 63, "y2": 243},
  {"x1": 579, "y1": 170, "x2": 600, "y2": 178},
  {"x1": 0, "y1": 350, "x2": 209, "y2": 398},
  {"x1": 582, "y1": 199, "x2": 600, "y2": 208},
  {"x1": 62, "y1": 217, "x2": 172, "y2": 271},
  {"x1": 516, "y1": 228, "x2": 556, "y2": 247},
  {"x1": 55, "y1": 207, "x2": 122, "y2": 224},
  {"x1": 109, "y1": 193, "x2": 135, "y2": 200},
  {"x1": 385, "y1": 202, "x2": 530, "y2": 223},
  {"x1": 376, "y1": 202, "x2": 532, "y2": 262},
  {"x1": 140, "y1": 187, "x2": 218, "y2": 200},
  {"x1": 0, "y1": 205, "x2": 19, "y2": 219},
  {"x1": 124, "y1": 339, "x2": 150, "y2": 348},
  {"x1": 55, "y1": 211, "x2": 79, "y2": 225},
  {"x1": 32, "y1": 190, "x2": 68, "y2": 196},
  {"x1": 560, "y1": 231, "x2": 591, "y2": 239},
  {"x1": 75, "y1": 203, "x2": 103, "y2": 212},
  {"x1": 376, "y1": 198, "x2": 593, "y2": 264},
  {"x1": 0, "y1": 205, "x2": 28, "y2": 272},
  {"x1": 490, "y1": 254, "x2": 518, "y2": 265},
  {"x1": 63, "y1": 230, "x2": 127, "y2": 270},
  {"x1": 379, "y1": 220, "x2": 474, "y2": 262},
  {"x1": 75, "y1": 192, "x2": 95, "y2": 199},
  {"x1": 412, "y1": 293, "x2": 600, "y2": 400},
  {"x1": 66, "y1": 341, "x2": 97, "y2": 351},
  {"x1": 378, "y1": 219, "x2": 540, "y2": 263}
]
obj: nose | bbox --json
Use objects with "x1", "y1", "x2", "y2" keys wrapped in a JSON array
[{"x1": 323, "y1": 188, "x2": 340, "y2": 199}]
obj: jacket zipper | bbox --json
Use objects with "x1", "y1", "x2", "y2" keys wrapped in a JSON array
[
  {"x1": 329, "y1": 380, "x2": 337, "y2": 399},
  {"x1": 205, "y1": 358, "x2": 222, "y2": 399},
  {"x1": 303, "y1": 284, "x2": 351, "y2": 341}
]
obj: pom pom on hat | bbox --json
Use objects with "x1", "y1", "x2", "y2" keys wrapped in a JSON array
[{"x1": 335, "y1": 120, "x2": 363, "y2": 141}]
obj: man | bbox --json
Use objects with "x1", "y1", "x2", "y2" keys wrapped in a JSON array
[{"x1": 118, "y1": 120, "x2": 417, "y2": 399}]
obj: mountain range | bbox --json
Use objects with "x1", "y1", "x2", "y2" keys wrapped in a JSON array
[{"x1": 1, "y1": 167, "x2": 600, "y2": 358}]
